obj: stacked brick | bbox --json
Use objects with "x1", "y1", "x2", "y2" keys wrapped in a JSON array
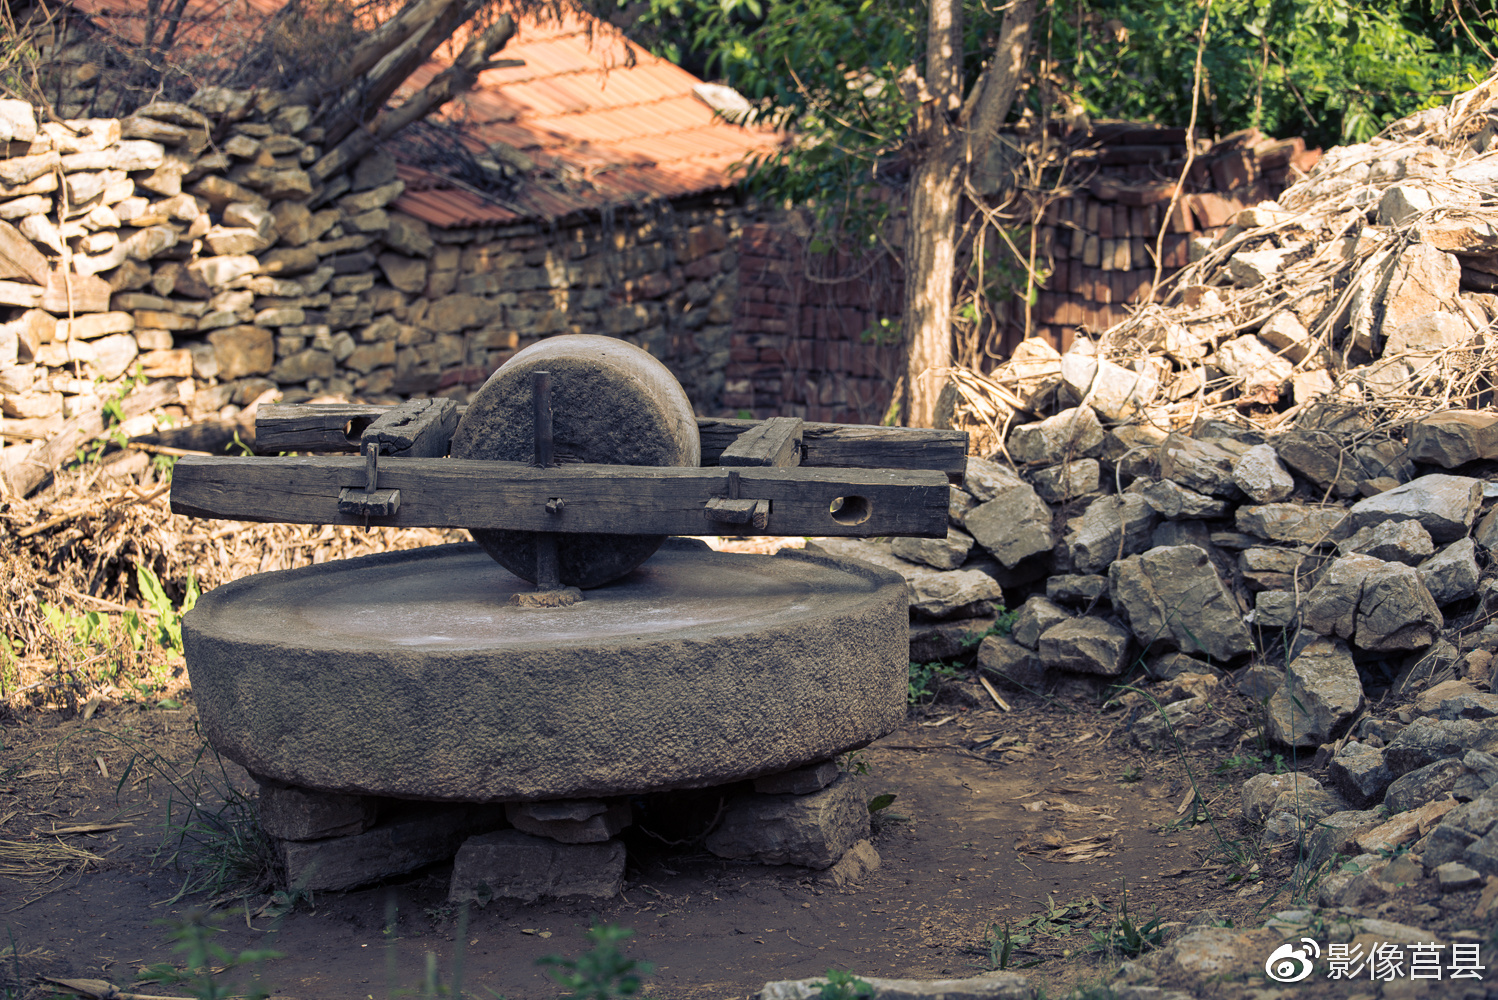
[
  {"x1": 727, "y1": 223, "x2": 904, "y2": 423},
  {"x1": 1025, "y1": 125, "x2": 1318, "y2": 354}
]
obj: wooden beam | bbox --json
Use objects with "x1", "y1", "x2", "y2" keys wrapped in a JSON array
[
  {"x1": 254, "y1": 404, "x2": 969, "y2": 478},
  {"x1": 720, "y1": 416, "x2": 802, "y2": 467},
  {"x1": 169, "y1": 456, "x2": 949, "y2": 537},
  {"x1": 362, "y1": 398, "x2": 457, "y2": 458}
]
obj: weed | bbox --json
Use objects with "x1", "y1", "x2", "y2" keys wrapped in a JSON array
[
  {"x1": 839, "y1": 750, "x2": 870, "y2": 776},
  {"x1": 981, "y1": 922, "x2": 1042, "y2": 971},
  {"x1": 815, "y1": 969, "x2": 874, "y2": 1000},
  {"x1": 866, "y1": 793, "x2": 897, "y2": 815},
  {"x1": 908, "y1": 660, "x2": 958, "y2": 705},
  {"x1": 1087, "y1": 883, "x2": 1164, "y2": 959},
  {"x1": 959, "y1": 606, "x2": 1020, "y2": 649},
  {"x1": 137, "y1": 564, "x2": 199, "y2": 654},
  {"x1": 1118, "y1": 765, "x2": 1142, "y2": 784},
  {"x1": 139, "y1": 909, "x2": 281, "y2": 1000},
  {"x1": 539, "y1": 922, "x2": 655, "y2": 999}
]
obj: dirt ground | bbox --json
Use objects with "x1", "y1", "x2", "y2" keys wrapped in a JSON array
[{"x1": 3, "y1": 677, "x2": 1317, "y2": 1000}]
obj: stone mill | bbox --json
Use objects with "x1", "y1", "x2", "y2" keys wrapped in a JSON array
[{"x1": 170, "y1": 334, "x2": 965, "y2": 900}]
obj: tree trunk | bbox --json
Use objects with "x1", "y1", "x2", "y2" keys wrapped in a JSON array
[{"x1": 898, "y1": 0, "x2": 1036, "y2": 428}]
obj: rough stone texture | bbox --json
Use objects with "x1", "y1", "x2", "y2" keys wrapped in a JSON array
[
  {"x1": 1420, "y1": 787, "x2": 1498, "y2": 868},
  {"x1": 1045, "y1": 574, "x2": 1109, "y2": 605},
  {"x1": 909, "y1": 616, "x2": 995, "y2": 663},
  {"x1": 705, "y1": 774, "x2": 868, "y2": 869},
  {"x1": 504, "y1": 800, "x2": 631, "y2": 844},
  {"x1": 1380, "y1": 243, "x2": 1462, "y2": 349},
  {"x1": 976, "y1": 634, "x2": 1045, "y2": 688},
  {"x1": 1267, "y1": 638, "x2": 1364, "y2": 747},
  {"x1": 1337, "y1": 519, "x2": 1435, "y2": 565},
  {"x1": 448, "y1": 829, "x2": 625, "y2": 903},
  {"x1": 1301, "y1": 554, "x2": 1384, "y2": 639},
  {"x1": 185, "y1": 542, "x2": 908, "y2": 801},
  {"x1": 1354, "y1": 562, "x2": 1442, "y2": 651},
  {"x1": 758, "y1": 971, "x2": 1031, "y2": 1000},
  {"x1": 1385, "y1": 717, "x2": 1498, "y2": 776},
  {"x1": 1157, "y1": 434, "x2": 1245, "y2": 498},
  {"x1": 1236, "y1": 503, "x2": 1348, "y2": 545},
  {"x1": 1306, "y1": 807, "x2": 1388, "y2": 857},
  {"x1": 1108, "y1": 545, "x2": 1252, "y2": 662},
  {"x1": 754, "y1": 760, "x2": 840, "y2": 795},
  {"x1": 948, "y1": 485, "x2": 978, "y2": 526},
  {"x1": 1385, "y1": 759, "x2": 1470, "y2": 813},
  {"x1": 1137, "y1": 479, "x2": 1229, "y2": 519},
  {"x1": 1242, "y1": 772, "x2": 1324, "y2": 824},
  {"x1": 891, "y1": 527, "x2": 975, "y2": 571},
  {"x1": 256, "y1": 781, "x2": 377, "y2": 841},
  {"x1": 452, "y1": 335, "x2": 700, "y2": 589},
  {"x1": 1006, "y1": 406, "x2": 1105, "y2": 464},
  {"x1": 1418, "y1": 538, "x2": 1480, "y2": 605},
  {"x1": 1037, "y1": 618, "x2": 1132, "y2": 676},
  {"x1": 962, "y1": 457, "x2": 1026, "y2": 501},
  {"x1": 1407, "y1": 410, "x2": 1498, "y2": 468},
  {"x1": 964, "y1": 484, "x2": 1054, "y2": 570},
  {"x1": 1216, "y1": 334, "x2": 1293, "y2": 396},
  {"x1": 1011, "y1": 596, "x2": 1070, "y2": 650},
  {"x1": 1065, "y1": 494, "x2": 1159, "y2": 574},
  {"x1": 825, "y1": 839, "x2": 881, "y2": 888},
  {"x1": 1345, "y1": 473, "x2": 1483, "y2": 544},
  {"x1": 1060, "y1": 353, "x2": 1157, "y2": 421},
  {"x1": 1435, "y1": 861, "x2": 1483, "y2": 892},
  {"x1": 280, "y1": 805, "x2": 504, "y2": 892},
  {"x1": 1030, "y1": 459, "x2": 1101, "y2": 504},
  {"x1": 809, "y1": 538, "x2": 1002, "y2": 620},
  {"x1": 1253, "y1": 590, "x2": 1299, "y2": 630}
]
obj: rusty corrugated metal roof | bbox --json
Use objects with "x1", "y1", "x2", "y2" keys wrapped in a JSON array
[{"x1": 66, "y1": 0, "x2": 784, "y2": 227}]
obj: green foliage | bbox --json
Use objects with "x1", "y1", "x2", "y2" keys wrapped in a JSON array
[
  {"x1": 816, "y1": 969, "x2": 874, "y2": 1000},
  {"x1": 139, "y1": 910, "x2": 281, "y2": 1000},
  {"x1": 1087, "y1": 885, "x2": 1165, "y2": 957},
  {"x1": 150, "y1": 746, "x2": 281, "y2": 903},
  {"x1": 907, "y1": 660, "x2": 958, "y2": 704},
  {"x1": 136, "y1": 564, "x2": 199, "y2": 654},
  {"x1": 539, "y1": 923, "x2": 656, "y2": 999},
  {"x1": 866, "y1": 792, "x2": 897, "y2": 814}
]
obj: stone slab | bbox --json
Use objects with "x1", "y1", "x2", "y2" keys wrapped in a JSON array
[
  {"x1": 257, "y1": 780, "x2": 376, "y2": 841},
  {"x1": 448, "y1": 829, "x2": 625, "y2": 903},
  {"x1": 705, "y1": 773, "x2": 868, "y2": 869},
  {"x1": 185, "y1": 542, "x2": 907, "y2": 801},
  {"x1": 754, "y1": 760, "x2": 840, "y2": 795},
  {"x1": 279, "y1": 805, "x2": 504, "y2": 892}
]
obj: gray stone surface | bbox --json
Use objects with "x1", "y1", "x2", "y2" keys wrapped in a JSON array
[
  {"x1": 1267, "y1": 638, "x2": 1364, "y2": 746},
  {"x1": 185, "y1": 542, "x2": 908, "y2": 800},
  {"x1": 1306, "y1": 807, "x2": 1388, "y2": 857},
  {"x1": 909, "y1": 616, "x2": 995, "y2": 663},
  {"x1": 452, "y1": 335, "x2": 701, "y2": 589},
  {"x1": 964, "y1": 485, "x2": 1054, "y2": 569},
  {"x1": 1345, "y1": 473, "x2": 1483, "y2": 543},
  {"x1": 1157, "y1": 434, "x2": 1245, "y2": 498},
  {"x1": 280, "y1": 805, "x2": 504, "y2": 892},
  {"x1": 1151, "y1": 519, "x2": 1212, "y2": 551},
  {"x1": 806, "y1": 538, "x2": 1002, "y2": 620},
  {"x1": 754, "y1": 760, "x2": 840, "y2": 795},
  {"x1": 962, "y1": 457, "x2": 1026, "y2": 501},
  {"x1": 1011, "y1": 596, "x2": 1069, "y2": 650},
  {"x1": 759, "y1": 971, "x2": 1031, "y2": 1000},
  {"x1": 948, "y1": 485, "x2": 978, "y2": 526},
  {"x1": 257, "y1": 781, "x2": 376, "y2": 841},
  {"x1": 1007, "y1": 405, "x2": 1104, "y2": 464},
  {"x1": 1435, "y1": 861, "x2": 1483, "y2": 891},
  {"x1": 1385, "y1": 759, "x2": 1469, "y2": 814},
  {"x1": 1044, "y1": 574, "x2": 1108, "y2": 605},
  {"x1": 1385, "y1": 717, "x2": 1498, "y2": 776},
  {"x1": 1242, "y1": 772, "x2": 1323, "y2": 824},
  {"x1": 1337, "y1": 519, "x2": 1435, "y2": 565},
  {"x1": 1037, "y1": 618, "x2": 1132, "y2": 676},
  {"x1": 1418, "y1": 538, "x2": 1480, "y2": 605},
  {"x1": 1108, "y1": 545, "x2": 1252, "y2": 662},
  {"x1": 1406, "y1": 410, "x2": 1498, "y2": 468},
  {"x1": 1065, "y1": 494, "x2": 1159, "y2": 574},
  {"x1": 1354, "y1": 562, "x2": 1443, "y2": 651},
  {"x1": 1253, "y1": 590, "x2": 1299, "y2": 630},
  {"x1": 1236, "y1": 503, "x2": 1348, "y2": 545},
  {"x1": 1137, "y1": 479, "x2": 1229, "y2": 519},
  {"x1": 892, "y1": 527, "x2": 975, "y2": 570},
  {"x1": 1237, "y1": 546, "x2": 1320, "y2": 592},
  {"x1": 976, "y1": 634, "x2": 1045, "y2": 687},
  {"x1": 505, "y1": 800, "x2": 631, "y2": 844},
  {"x1": 705, "y1": 774, "x2": 868, "y2": 869},
  {"x1": 1030, "y1": 458, "x2": 1100, "y2": 504},
  {"x1": 448, "y1": 829, "x2": 625, "y2": 903},
  {"x1": 1232, "y1": 443, "x2": 1295, "y2": 503},
  {"x1": 1301, "y1": 554, "x2": 1384, "y2": 639}
]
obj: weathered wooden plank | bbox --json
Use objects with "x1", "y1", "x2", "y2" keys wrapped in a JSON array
[
  {"x1": 256, "y1": 404, "x2": 969, "y2": 477},
  {"x1": 256, "y1": 403, "x2": 389, "y2": 453},
  {"x1": 169, "y1": 455, "x2": 949, "y2": 537},
  {"x1": 720, "y1": 416, "x2": 802, "y2": 467},
  {"x1": 363, "y1": 397, "x2": 458, "y2": 457}
]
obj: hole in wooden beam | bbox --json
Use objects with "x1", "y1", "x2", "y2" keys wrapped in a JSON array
[
  {"x1": 344, "y1": 417, "x2": 376, "y2": 444},
  {"x1": 828, "y1": 495, "x2": 871, "y2": 526}
]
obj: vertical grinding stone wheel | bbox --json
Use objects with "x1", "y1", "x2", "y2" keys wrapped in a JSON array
[{"x1": 450, "y1": 334, "x2": 701, "y2": 588}]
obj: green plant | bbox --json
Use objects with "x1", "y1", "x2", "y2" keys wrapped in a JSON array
[
  {"x1": 138, "y1": 910, "x2": 281, "y2": 1000},
  {"x1": 538, "y1": 923, "x2": 655, "y2": 999},
  {"x1": 982, "y1": 922, "x2": 1042, "y2": 971},
  {"x1": 1087, "y1": 883, "x2": 1165, "y2": 958},
  {"x1": 816, "y1": 969, "x2": 874, "y2": 1000},
  {"x1": 137, "y1": 564, "x2": 200, "y2": 654},
  {"x1": 867, "y1": 793, "x2": 896, "y2": 815},
  {"x1": 908, "y1": 660, "x2": 958, "y2": 705},
  {"x1": 1118, "y1": 765, "x2": 1142, "y2": 784},
  {"x1": 840, "y1": 750, "x2": 870, "y2": 776}
]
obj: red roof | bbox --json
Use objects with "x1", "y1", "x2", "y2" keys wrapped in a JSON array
[{"x1": 66, "y1": 0, "x2": 783, "y2": 226}]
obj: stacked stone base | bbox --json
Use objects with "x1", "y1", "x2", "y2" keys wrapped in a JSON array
[{"x1": 256, "y1": 760, "x2": 878, "y2": 901}]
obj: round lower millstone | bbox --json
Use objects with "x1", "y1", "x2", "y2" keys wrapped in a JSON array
[
  {"x1": 183, "y1": 540, "x2": 908, "y2": 802},
  {"x1": 451, "y1": 334, "x2": 700, "y2": 589}
]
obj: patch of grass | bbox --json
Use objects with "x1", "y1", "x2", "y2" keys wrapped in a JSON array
[
  {"x1": 815, "y1": 969, "x2": 874, "y2": 1000},
  {"x1": 1087, "y1": 883, "x2": 1165, "y2": 959},
  {"x1": 539, "y1": 922, "x2": 655, "y2": 999},
  {"x1": 908, "y1": 660, "x2": 959, "y2": 705},
  {"x1": 1117, "y1": 765, "x2": 1142, "y2": 784}
]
